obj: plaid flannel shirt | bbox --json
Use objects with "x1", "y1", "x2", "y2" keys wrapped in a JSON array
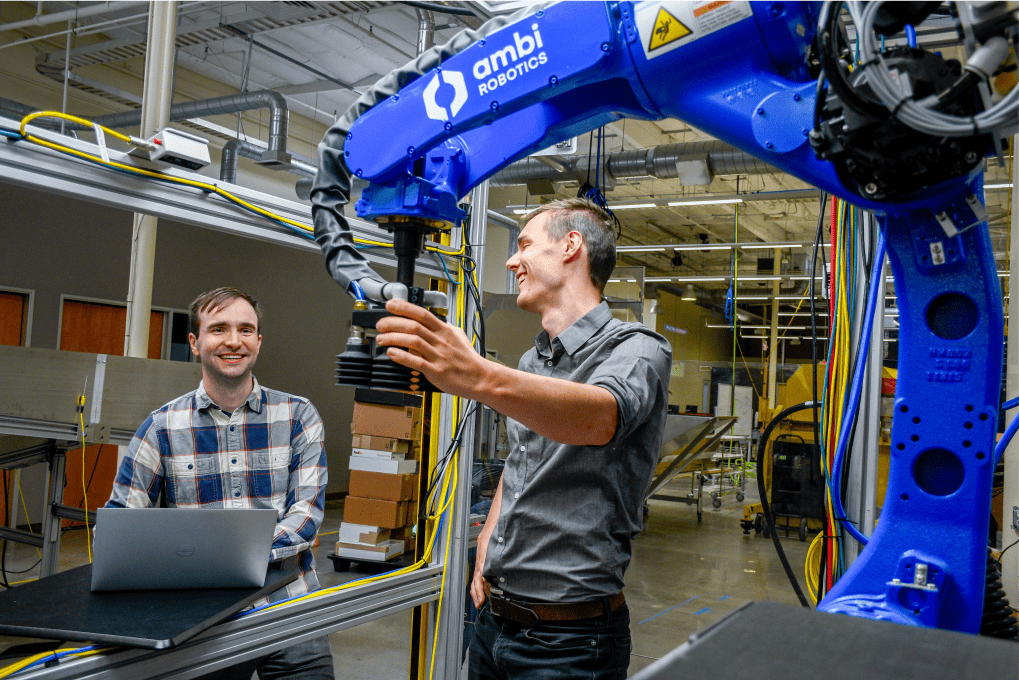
[{"x1": 106, "y1": 378, "x2": 328, "y2": 603}]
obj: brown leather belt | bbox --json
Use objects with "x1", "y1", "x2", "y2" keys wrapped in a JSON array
[{"x1": 488, "y1": 589, "x2": 625, "y2": 625}]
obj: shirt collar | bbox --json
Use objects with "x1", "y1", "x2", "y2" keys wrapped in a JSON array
[
  {"x1": 195, "y1": 377, "x2": 263, "y2": 414},
  {"x1": 534, "y1": 302, "x2": 613, "y2": 358}
]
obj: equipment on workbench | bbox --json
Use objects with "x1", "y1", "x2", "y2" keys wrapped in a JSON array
[{"x1": 313, "y1": 0, "x2": 1017, "y2": 634}]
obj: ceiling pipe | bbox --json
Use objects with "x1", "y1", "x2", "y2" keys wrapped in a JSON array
[
  {"x1": 0, "y1": 1, "x2": 149, "y2": 33},
  {"x1": 490, "y1": 140, "x2": 779, "y2": 187},
  {"x1": 415, "y1": 8, "x2": 435, "y2": 55}
]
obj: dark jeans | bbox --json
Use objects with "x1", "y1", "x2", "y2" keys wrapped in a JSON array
[
  {"x1": 201, "y1": 635, "x2": 334, "y2": 679},
  {"x1": 469, "y1": 601, "x2": 631, "y2": 680}
]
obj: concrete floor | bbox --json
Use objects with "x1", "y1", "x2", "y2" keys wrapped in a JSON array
[{"x1": 0, "y1": 474, "x2": 811, "y2": 678}]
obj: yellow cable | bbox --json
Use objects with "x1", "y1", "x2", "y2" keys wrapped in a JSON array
[
  {"x1": 78, "y1": 409, "x2": 91, "y2": 563},
  {"x1": 19, "y1": 112, "x2": 470, "y2": 259}
]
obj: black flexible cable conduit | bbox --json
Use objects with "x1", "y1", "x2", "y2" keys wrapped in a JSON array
[{"x1": 757, "y1": 401, "x2": 819, "y2": 608}]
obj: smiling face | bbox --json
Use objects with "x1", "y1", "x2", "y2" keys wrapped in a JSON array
[
  {"x1": 505, "y1": 212, "x2": 568, "y2": 314},
  {"x1": 188, "y1": 297, "x2": 262, "y2": 387}
]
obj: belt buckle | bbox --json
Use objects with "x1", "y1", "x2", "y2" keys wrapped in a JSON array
[{"x1": 489, "y1": 589, "x2": 506, "y2": 618}]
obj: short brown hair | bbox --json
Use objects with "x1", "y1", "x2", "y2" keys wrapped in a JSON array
[
  {"x1": 188, "y1": 287, "x2": 263, "y2": 337},
  {"x1": 524, "y1": 198, "x2": 617, "y2": 292}
]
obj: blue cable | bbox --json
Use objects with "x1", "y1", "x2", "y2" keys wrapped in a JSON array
[
  {"x1": 349, "y1": 279, "x2": 367, "y2": 301},
  {"x1": 1003, "y1": 396, "x2": 1019, "y2": 411},
  {"x1": 905, "y1": 24, "x2": 917, "y2": 48},
  {"x1": 18, "y1": 646, "x2": 100, "y2": 673},
  {"x1": 435, "y1": 252, "x2": 459, "y2": 285},
  {"x1": 829, "y1": 229, "x2": 887, "y2": 547},
  {"x1": 0, "y1": 127, "x2": 23, "y2": 140}
]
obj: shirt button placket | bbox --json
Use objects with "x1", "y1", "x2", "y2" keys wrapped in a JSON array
[{"x1": 229, "y1": 413, "x2": 243, "y2": 507}]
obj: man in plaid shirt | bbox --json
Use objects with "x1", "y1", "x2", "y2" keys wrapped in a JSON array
[{"x1": 106, "y1": 287, "x2": 333, "y2": 679}]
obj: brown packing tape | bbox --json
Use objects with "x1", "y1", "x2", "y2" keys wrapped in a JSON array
[{"x1": 350, "y1": 434, "x2": 412, "y2": 454}]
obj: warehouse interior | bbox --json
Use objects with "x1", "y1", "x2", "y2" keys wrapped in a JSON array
[{"x1": 0, "y1": 1, "x2": 1016, "y2": 679}]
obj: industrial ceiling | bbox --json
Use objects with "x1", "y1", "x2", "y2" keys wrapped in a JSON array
[{"x1": 0, "y1": 1, "x2": 1013, "y2": 292}]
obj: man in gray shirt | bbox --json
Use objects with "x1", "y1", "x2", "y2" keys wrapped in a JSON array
[{"x1": 376, "y1": 198, "x2": 672, "y2": 679}]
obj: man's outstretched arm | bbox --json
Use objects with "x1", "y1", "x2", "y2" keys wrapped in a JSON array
[{"x1": 376, "y1": 300, "x2": 617, "y2": 446}]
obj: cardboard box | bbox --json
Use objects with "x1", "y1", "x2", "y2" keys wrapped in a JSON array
[
  {"x1": 349, "y1": 470, "x2": 418, "y2": 502},
  {"x1": 352, "y1": 447, "x2": 406, "y2": 461},
  {"x1": 351, "y1": 402, "x2": 421, "y2": 440},
  {"x1": 343, "y1": 496, "x2": 411, "y2": 529},
  {"x1": 351, "y1": 434, "x2": 412, "y2": 454},
  {"x1": 335, "y1": 538, "x2": 405, "y2": 561},
  {"x1": 338, "y1": 522, "x2": 391, "y2": 545},
  {"x1": 348, "y1": 456, "x2": 418, "y2": 475}
]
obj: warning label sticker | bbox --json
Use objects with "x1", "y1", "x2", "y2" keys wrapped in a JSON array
[{"x1": 635, "y1": 1, "x2": 753, "y2": 60}]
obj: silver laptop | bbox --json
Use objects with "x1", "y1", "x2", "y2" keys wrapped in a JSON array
[{"x1": 90, "y1": 508, "x2": 278, "y2": 591}]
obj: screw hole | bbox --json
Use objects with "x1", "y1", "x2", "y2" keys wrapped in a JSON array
[
  {"x1": 896, "y1": 443, "x2": 905, "y2": 450},
  {"x1": 976, "y1": 452, "x2": 985, "y2": 460},
  {"x1": 912, "y1": 416, "x2": 920, "y2": 424},
  {"x1": 963, "y1": 440, "x2": 971, "y2": 448},
  {"x1": 964, "y1": 422, "x2": 972, "y2": 429},
  {"x1": 901, "y1": 493, "x2": 909, "y2": 501},
  {"x1": 911, "y1": 434, "x2": 919, "y2": 442},
  {"x1": 900, "y1": 405, "x2": 909, "y2": 413},
  {"x1": 965, "y1": 405, "x2": 974, "y2": 412},
  {"x1": 979, "y1": 413, "x2": 988, "y2": 421}
]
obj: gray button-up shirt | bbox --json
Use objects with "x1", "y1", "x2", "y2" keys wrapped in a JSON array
[{"x1": 484, "y1": 302, "x2": 672, "y2": 602}]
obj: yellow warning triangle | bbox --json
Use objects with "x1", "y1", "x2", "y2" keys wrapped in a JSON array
[{"x1": 649, "y1": 7, "x2": 692, "y2": 51}]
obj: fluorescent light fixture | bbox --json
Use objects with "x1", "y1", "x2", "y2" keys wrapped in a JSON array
[
  {"x1": 668, "y1": 198, "x2": 743, "y2": 206},
  {"x1": 985, "y1": 183, "x2": 1013, "y2": 189},
  {"x1": 737, "y1": 275, "x2": 784, "y2": 282},
  {"x1": 733, "y1": 295, "x2": 771, "y2": 301},
  {"x1": 617, "y1": 246, "x2": 669, "y2": 252},
  {"x1": 706, "y1": 323, "x2": 735, "y2": 329},
  {"x1": 608, "y1": 203, "x2": 658, "y2": 210},
  {"x1": 512, "y1": 208, "x2": 538, "y2": 215},
  {"x1": 656, "y1": 276, "x2": 729, "y2": 282},
  {"x1": 778, "y1": 311, "x2": 829, "y2": 317},
  {"x1": 676, "y1": 244, "x2": 734, "y2": 251}
]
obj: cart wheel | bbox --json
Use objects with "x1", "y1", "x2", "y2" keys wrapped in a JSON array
[
  {"x1": 710, "y1": 492, "x2": 718, "y2": 500},
  {"x1": 712, "y1": 497, "x2": 722, "y2": 509},
  {"x1": 799, "y1": 518, "x2": 808, "y2": 542},
  {"x1": 754, "y1": 513, "x2": 763, "y2": 534},
  {"x1": 736, "y1": 492, "x2": 745, "y2": 502},
  {"x1": 740, "y1": 521, "x2": 752, "y2": 535},
  {"x1": 697, "y1": 511, "x2": 703, "y2": 523}
]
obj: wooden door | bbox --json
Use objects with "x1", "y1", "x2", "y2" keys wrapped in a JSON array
[
  {"x1": 0, "y1": 292, "x2": 27, "y2": 347},
  {"x1": 59, "y1": 300, "x2": 164, "y2": 520}
]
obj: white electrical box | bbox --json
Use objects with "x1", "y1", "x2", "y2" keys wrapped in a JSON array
[{"x1": 145, "y1": 128, "x2": 211, "y2": 170}]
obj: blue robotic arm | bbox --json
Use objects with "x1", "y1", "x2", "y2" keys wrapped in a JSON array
[{"x1": 314, "y1": 1, "x2": 1016, "y2": 635}]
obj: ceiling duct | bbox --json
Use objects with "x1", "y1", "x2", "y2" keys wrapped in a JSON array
[
  {"x1": 490, "y1": 140, "x2": 779, "y2": 188},
  {"x1": 222, "y1": 139, "x2": 317, "y2": 186}
]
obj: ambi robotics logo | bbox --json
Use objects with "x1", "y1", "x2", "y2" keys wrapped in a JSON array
[{"x1": 424, "y1": 70, "x2": 468, "y2": 122}]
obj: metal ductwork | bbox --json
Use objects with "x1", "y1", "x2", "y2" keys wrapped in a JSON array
[
  {"x1": 221, "y1": 138, "x2": 315, "y2": 185},
  {"x1": 490, "y1": 140, "x2": 779, "y2": 188}
]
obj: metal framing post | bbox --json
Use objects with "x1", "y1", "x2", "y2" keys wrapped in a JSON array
[
  {"x1": 40, "y1": 448, "x2": 65, "y2": 577},
  {"x1": 428, "y1": 182, "x2": 489, "y2": 680},
  {"x1": 124, "y1": 1, "x2": 177, "y2": 358},
  {"x1": 1003, "y1": 136, "x2": 1018, "y2": 603},
  {"x1": 844, "y1": 210, "x2": 883, "y2": 565}
]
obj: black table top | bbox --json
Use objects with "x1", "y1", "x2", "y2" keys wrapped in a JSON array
[
  {"x1": 632, "y1": 601, "x2": 1018, "y2": 680},
  {"x1": 0, "y1": 564, "x2": 296, "y2": 649}
]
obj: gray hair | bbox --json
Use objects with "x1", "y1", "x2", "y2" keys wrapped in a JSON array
[{"x1": 524, "y1": 198, "x2": 616, "y2": 292}]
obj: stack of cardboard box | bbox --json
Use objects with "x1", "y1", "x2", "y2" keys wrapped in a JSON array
[{"x1": 336, "y1": 394, "x2": 422, "y2": 563}]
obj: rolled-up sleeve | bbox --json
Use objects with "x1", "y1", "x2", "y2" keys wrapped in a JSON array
[
  {"x1": 588, "y1": 332, "x2": 672, "y2": 442},
  {"x1": 270, "y1": 401, "x2": 328, "y2": 561}
]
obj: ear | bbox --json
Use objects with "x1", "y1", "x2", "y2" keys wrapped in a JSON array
[
  {"x1": 188, "y1": 332, "x2": 199, "y2": 357},
  {"x1": 562, "y1": 230, "x2": 585, "y2": 263}
]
